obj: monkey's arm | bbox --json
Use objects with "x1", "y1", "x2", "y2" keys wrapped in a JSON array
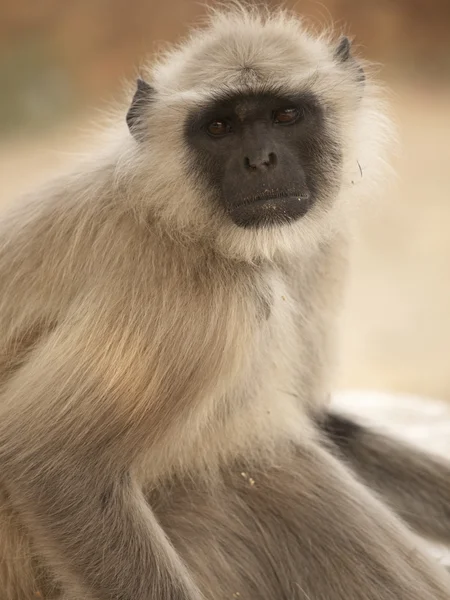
[
  {"x1": 0, "y1": 287, "x2": 224, "y2": 600},
  {"x1": 320, "y1": 412, "x2": 450, "y2": 544}
]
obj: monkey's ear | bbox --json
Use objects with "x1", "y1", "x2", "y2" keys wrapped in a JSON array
[
  {"x1": 126, "y1": 78, "x2": 155, "y2": 142},
  {"x1": 334, "y1": 36, "x2": 352, "y2": 63},
  {"x1": 334, "y1": 36, "x2": 365, "y2": 85}
]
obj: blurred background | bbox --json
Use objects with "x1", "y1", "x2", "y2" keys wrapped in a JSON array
[{"x1": 1, "y1": 0, "x2": 450, "y2": 400}]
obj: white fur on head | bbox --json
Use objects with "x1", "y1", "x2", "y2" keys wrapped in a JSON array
[{"x1": 117, "y1": 3, "x2": 394, "y2": 262}]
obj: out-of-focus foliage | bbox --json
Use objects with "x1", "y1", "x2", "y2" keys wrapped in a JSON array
[{"x1": 1, "y1": 0, "x2": 449, "y2": 134}]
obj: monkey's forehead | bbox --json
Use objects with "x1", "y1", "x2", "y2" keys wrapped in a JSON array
[{"x1": 150, "y1": 67, "x2": 359, "y2": 120}]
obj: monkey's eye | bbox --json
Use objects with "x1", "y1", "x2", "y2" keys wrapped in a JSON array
[
  {"x1": 206, "y1": 120, "x2": 232, "y2": 137},
  {"x1": 273, "y1": 108, "x2": 300, "y2": 125}
]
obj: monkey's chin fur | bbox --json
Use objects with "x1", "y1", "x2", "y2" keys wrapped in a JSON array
[{"x1": 229, "y1": 195, "x2": 313, "y2": 228}]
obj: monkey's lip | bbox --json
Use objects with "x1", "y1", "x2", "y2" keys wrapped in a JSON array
[
  {"x1": 233, "y1": 191, "x2": 310, "y2": 209},
  {"x1": 228, "y1": 193, "x2": 313, "y2": 228}
]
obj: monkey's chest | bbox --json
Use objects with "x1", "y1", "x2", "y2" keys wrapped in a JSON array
[{"x1": 151, "y1": 459, "x2": 314, "y2": 600}]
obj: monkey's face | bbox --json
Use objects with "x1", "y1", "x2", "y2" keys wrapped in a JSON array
[
  {"x1": 127, "y1": 9, "x2": 391, "y2": 260},
  {"x1": 185, "y1": 90, "x2": 342, "y2": 229}
]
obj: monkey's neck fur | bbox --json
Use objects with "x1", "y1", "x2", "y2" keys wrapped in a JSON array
[{"x1": 137, "y1": 229, "x2": 345, "y2": 481}]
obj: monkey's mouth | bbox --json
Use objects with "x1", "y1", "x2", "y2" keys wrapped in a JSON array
[{"x1": 228, "y1": 191, "x2": 312, "y2": 228}]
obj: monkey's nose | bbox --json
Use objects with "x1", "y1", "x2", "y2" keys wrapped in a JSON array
[{"x1": 244, "y1": 152, "x2": 277, "y2": 171}]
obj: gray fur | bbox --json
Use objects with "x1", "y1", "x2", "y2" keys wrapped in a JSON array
[{"x1": 321, "y1": 412, "x2": 450, "y2": 545}]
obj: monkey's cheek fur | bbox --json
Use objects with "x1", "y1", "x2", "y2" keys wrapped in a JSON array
[{"x1": 228, "y1": 196, "x2": 313, "y2": 228}]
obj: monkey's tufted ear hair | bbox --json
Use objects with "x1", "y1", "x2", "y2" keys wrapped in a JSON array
[
  {"x1": 334, "y1": 36, "x2": 352, "y2": 62},
  {"x1": 126, "y1": 78, "x2": 155, "y2": 141},
  {"x1": 334, "y1": 36, "x2": 365, "y2": 85}
]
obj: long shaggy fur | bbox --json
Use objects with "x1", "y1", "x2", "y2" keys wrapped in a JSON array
[{"x1": 0, "y1": 5, "x2": 449, "y2": 600}]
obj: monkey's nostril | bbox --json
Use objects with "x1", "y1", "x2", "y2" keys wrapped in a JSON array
[
  {"x1": 267, "y1": 152, "x2": 277, "y2": 167},
  {"x1": 245, "y1": 153, "x2": 277, "y2": 170},
  {"x1": 244, "y1": 157, "x2": 257, "y2": 171}
]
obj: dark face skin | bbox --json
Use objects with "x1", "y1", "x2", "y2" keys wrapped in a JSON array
[{"x1": 185, "y1": 90, "x2": 342, "y2": 228}]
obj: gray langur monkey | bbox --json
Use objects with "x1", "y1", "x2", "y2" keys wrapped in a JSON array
[{"x1": 0, "y1": 5, "x2": 449, "y2": 600}]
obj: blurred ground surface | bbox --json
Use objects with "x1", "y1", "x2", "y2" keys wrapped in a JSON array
[
  {"x1": 338, "y1": 82, "x2": 450, "y2": 400},
  {"x1": 1, "y1": 80, "x2": 450, "y2": 400}
]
